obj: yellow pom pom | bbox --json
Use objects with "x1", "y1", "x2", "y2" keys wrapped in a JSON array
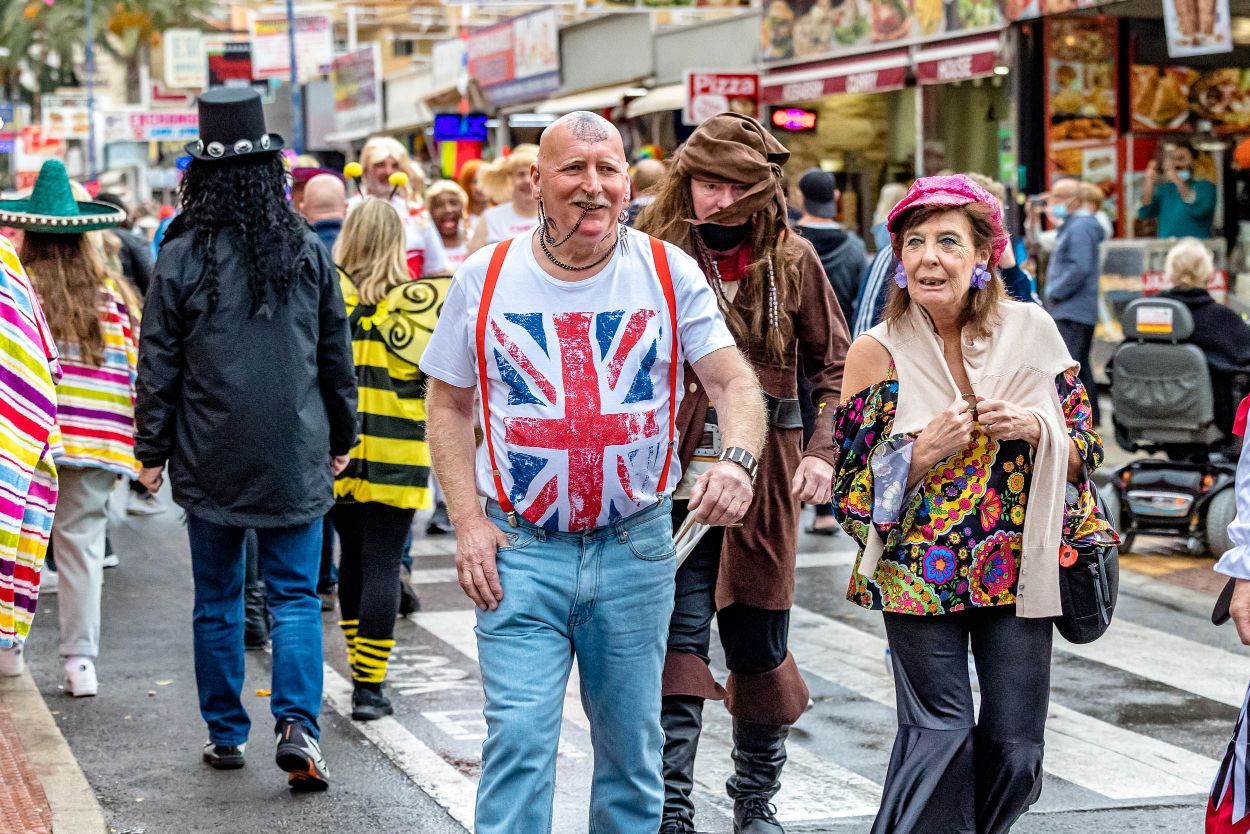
[
  {"x1": 343, "y1": 162, "x2": 363, "y2": 179},
  {"x1": 388, "y1": 172, "x2": 409, "y2": 189}
]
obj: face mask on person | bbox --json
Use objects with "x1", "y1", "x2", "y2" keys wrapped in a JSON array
[
  {"x1": 1051, "y1": 204, "x2": 1070, "y2": 221},
  {"x1": 698, "y1": 222, "x2": 750, "y2": 251},
  {"x1": 1178, "y1": 169, "x2": 1192, "y2": 182}
]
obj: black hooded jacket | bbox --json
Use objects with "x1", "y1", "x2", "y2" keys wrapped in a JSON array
[
  {"x1": 136, "y1": 221, "x2": 358, "y2": 527},
  {"x1": 795, "y1": 222, "x2": 867, "y2": 324}
]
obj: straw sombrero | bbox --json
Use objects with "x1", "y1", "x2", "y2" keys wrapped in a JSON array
[{"x1": 0, "y1": 160, "x2": 125, "y2": 233}]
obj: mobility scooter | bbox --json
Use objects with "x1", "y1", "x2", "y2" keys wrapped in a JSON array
[{"x1": 1101, "y1": 296, "x2": 1239, "y2": 556}]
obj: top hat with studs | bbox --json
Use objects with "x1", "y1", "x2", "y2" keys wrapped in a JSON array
[
  {"x1": 185, "y1": 87, "x2": 285, "y2": 162},
  {"x1": 0, "y1": 159, "x2": 126, "y2": 233}
]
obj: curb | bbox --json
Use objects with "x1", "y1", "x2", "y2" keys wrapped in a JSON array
[{"x1": 0, "y1": 668, "x2": 106, "y2": 834}]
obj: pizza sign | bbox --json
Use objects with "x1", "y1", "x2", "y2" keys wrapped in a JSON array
[{"x1": 684, "y1": 70, "x2": 760, "y2": 126}]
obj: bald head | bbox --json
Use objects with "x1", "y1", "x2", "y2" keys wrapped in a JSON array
[
  {"x1": 300, "y1": 174, "x2": 347, "y2": 224},
  {"x1": 539, "y1": 111, "x2": 624, "y2": 163},
  {"x1": 631, "y1": 158, "x2": 666, "y2": 195}
]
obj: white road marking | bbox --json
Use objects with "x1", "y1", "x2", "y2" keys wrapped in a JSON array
[
  {"x1": 786, "y1": 606, "x2": 1220, "y2": 800},
  {"x1": 408, "y1": 567, "x2": 460, "y2": 585},
  {"x1": 323, "y1": 664, "x2": 477, "y2": 829},
  {"x1": 408, "y1": 539, "x2": 458, "y2": 559},
  {"x1": 1057, "y1": 619, "x2": 1250, "y2": 708}
]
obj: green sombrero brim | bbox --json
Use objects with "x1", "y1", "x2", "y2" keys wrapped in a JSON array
[{"x1": 0, "y1": 200, "x2": 126, "y2": 233}]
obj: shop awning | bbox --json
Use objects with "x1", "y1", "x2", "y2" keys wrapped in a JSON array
[
  {"x1": 761, "y1": 50, "x2": 910, "y2": 105},
  {"x1": 531, "y1": 83, "x2": 641, "y2": 116},
  {"x1": 913, "y1": 35, "x2": 1003, "y2": 85},
  {"x1": 625, "y1": 84, "x2": 685, "y2": 119}
]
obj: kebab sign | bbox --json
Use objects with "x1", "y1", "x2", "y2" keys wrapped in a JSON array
[{"x1": 684, "y1": 70, "x2": 761, "y2": 127}]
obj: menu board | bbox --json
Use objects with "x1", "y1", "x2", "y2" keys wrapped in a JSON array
[
  {"x1": 1130, "y1": 65, "x2": 1250, "y2": 133},
  {"x1": 760, "y1": 0, "x2": 1004, "y2": 63},
  {"x1": 1045, "y1": 18, "x2": 1118, "y2": 154}
]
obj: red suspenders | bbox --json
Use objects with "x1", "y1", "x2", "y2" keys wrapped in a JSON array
[{"x1": 474, "y1": 235, "x2": 680, "y2": 526}]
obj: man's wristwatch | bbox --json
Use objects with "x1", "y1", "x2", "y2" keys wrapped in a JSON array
[{"x1": 718, "y1": 447, "x2": 759, "y2": 484}]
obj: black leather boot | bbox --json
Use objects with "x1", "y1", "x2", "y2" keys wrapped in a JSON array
[
  {"x1": 659, "y1": 696, "x2": 704, "y2": 834},
  {"x1": 727, "y1": 719, "x2": 788, "y2": 834},
  {"x1": 243, "y1": 531, "x2": 269, "y2": 649}
]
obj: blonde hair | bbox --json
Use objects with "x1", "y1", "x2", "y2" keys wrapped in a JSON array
[
  {"x1": 359, "y1": 136, "x2": 425, "y2": 203},
  {"x1": 334, "y1": 199, "x2": 409, "y2": 305},
  {"x1": 873, "y1": 182, "x2": 909, "y2": 226},
  {"x1": 480, "y1": 144, "x2": 538, "y2": 204},
  {"x1": 425, "y1": 179, "x2": 468, "y2": 217},
  {"x1": 1078, "y1": 182, "x2": 1105, "y2": 210},
  {"x1": 963, "y1": 173, "x2": 1007, "y2": 208},
  {"x1": 1164, "y1": 237, "x2": 1215, "y2": 290}
]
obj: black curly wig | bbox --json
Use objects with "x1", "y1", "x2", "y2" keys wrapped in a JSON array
[{"x1": 176, "y1": 153, "x2": 307, "y2": 315}]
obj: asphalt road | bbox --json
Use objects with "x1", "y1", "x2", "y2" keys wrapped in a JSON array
[{"x1": 23, "y1": 479, "x2": 1234, "y2": 833}]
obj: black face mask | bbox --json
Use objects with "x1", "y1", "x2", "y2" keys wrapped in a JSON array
[{"x1": 698, "y1": 222, "x2": 750, "y2": 252}]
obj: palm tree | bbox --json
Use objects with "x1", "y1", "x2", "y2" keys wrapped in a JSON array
[{"x1": 0, "y1": 0, "x2": 216, "y2": 107}]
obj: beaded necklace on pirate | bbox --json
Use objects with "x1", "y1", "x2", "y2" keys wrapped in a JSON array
[
  {"x1": 535, "y1": 199, "x2": 629, "y2": 272},
  {"x1": 691, "y1": 226, "x2": 780, "y2": 331}
]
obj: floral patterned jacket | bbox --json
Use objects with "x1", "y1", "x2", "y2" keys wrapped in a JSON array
[{"x1": 832, "y1": 366, "x2": 1116, "y2": 615}]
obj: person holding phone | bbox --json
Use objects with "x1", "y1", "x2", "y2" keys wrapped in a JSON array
[{"x1": 1139, "y1": 142, "x2": 1217, "y2": 238}]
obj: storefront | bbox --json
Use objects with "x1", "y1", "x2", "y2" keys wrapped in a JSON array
[{"x1": 759, "y1": 1, "x2": 1020, "y2": 240}]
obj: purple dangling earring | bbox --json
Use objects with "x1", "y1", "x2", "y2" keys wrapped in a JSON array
[
  {"x1": 971, "y1": 262, "x2": 990, "y2": 289},
  {"x1": 894, "y1": 262, "x2": 908, "y2": 288}
]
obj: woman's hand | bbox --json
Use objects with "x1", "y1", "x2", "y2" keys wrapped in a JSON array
[
  {"x1": 977, "y1": 398, "x2": 1041, "y2": 446},
  {"x1": 915, "y1": 398, "x2": 975, "y2": 463}
]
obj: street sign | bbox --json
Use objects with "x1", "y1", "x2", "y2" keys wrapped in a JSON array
[{"x1": 683, "y1": 70, "x2": 760, "y2": 127}]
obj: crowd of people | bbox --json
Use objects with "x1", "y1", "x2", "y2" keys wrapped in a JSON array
[{"x1": 0, "y1": 82, "x2": 1249, "y2": 834}]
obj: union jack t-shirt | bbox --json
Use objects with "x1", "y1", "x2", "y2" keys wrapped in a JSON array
[{"x1": 420, "y1": 228, "x2": 734, "y2": 532}]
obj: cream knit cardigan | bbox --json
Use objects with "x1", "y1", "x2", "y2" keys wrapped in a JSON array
[{"x1": 861, "y1": 300, "x2": 1076, "y2": 618}]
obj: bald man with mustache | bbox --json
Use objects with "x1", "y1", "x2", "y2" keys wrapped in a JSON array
[{"x1": 419, "y1": 112, "x2": 766, "y2": 833}]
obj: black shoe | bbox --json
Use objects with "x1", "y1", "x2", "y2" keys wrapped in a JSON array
[
  {"x1": 244, "y1": 624, "x2": 269, "y2": 649},
  {"x1": 274, "y1": 717, "x2": 329, "y2": 792},
  {"x1": 351, "y1": 686, "x2": 394, "y2": 722},
  {"x1": 398, "y1": 578, "x2": 420, "y2": 617},
  {"x1": 734, "y1": 798, "x2": 782, "y2": 833},
  {"x1": 426, "y1": 503, "x2": 451, "y2": 535},
  {"x1": 202, "y1": 742, "x2": 246, "y2": 770}
]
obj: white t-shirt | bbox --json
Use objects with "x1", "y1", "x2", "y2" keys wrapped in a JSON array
[
  {"x1": 349, "y1": 194, "x2": 449, "y2": 277},
  {"x1": 444, "y1": 242, "x2": 469, "y2": 271},
  {"x1": 420, "y1": 227, "x2": 735, "y2": 532},
  {"x1": 483, "y1": 201, "x2": 538, "y2": 244}
]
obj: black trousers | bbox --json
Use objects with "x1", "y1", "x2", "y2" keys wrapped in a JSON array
[
  {"x1": 1054, "y1": 318, "x2": 1099, "y2": 425},
  {"x1": 873, "y1": 607, "x2": 1052, "y2": 834},
  {"x1": 668, "y1": 502, "x2": 788, "y2": 674},
  {"x1": 329, "y1": 502, "x2": 415, "y2": 640}
]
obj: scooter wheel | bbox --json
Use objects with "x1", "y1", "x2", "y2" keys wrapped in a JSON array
[{"x1": 1206, "y1": 488, "x2": 1236, "y2": 557}]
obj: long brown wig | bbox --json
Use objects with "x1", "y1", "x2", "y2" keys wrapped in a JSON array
[
  {"x1": 635, "y1": 173, "x2": 802, "y2": 365},
  {"x1": 20, "y1": 232, "x2": 110, "y2": 366}
]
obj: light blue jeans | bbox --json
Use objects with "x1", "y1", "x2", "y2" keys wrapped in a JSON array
[{"x1": 475, "y1": 498, "x2": 677, "y2": 834}]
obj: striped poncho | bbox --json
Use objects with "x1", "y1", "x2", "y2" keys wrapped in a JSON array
[
  {"x1": 334, "y1": 272, "x2": 446, "y2": 510},
  {"x1": 46, "y1": 277, "x2": 139, "y2": 478},
  {"x1": 0, "y1": 236, "x2": 61, "y2": 647}
]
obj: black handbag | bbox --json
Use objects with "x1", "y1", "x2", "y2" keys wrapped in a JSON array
[{"x1": 1054, "y1": 491, "x2": 1119, "y2": 644}]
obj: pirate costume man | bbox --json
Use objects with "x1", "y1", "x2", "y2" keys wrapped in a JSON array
[{"x1": 638, "y1": 114, "x2": 851, "y2": 834}]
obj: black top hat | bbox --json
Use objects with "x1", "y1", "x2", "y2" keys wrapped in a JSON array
[{"x1": 186, "y1": 87, "x2": 285, "y2": 161}]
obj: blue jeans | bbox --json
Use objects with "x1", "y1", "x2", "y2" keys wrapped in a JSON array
[
  {"x1": 186, "y1": 514, "x2": 324, "y2": 746},
  {"x1": 475, "y1": 498, "x2": 677, "y2": 834}
]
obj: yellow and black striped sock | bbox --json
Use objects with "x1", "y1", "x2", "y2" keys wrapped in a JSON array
[
  {"x1": 352, "y1": 636, "x2": 396, "y2": 686},
  {"x1": 339, "y1": 619, "x2": 359, "y2": 668}
]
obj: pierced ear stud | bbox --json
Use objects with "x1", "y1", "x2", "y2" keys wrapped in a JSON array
[
  {"x1": 894, "y1": 262, "x2": 908, "y2": 289},
  {"x1": 971, "y1": 262, "x2": 990, "y2": 289}
]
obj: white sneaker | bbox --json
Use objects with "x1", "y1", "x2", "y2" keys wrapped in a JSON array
[
  {"x1": 0, "y1": 645, "x2": 24, "y2": 677},
  {"x1": 64, "y1": 656, "x2": 98, "y2": 697},
  {"x1": 102, "y1": 552, "x2": 119, "y2": 569},
  {"x1": 40, "y1": 569, "x2": 58, "y2": 596},
  {"x1": 126, "y1": 490, "x2": 165, "y2": 516}
]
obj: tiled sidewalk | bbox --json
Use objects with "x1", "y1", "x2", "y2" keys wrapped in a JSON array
[{"x1": 0, "y1": 684, "x2": 53, "y2": 834}]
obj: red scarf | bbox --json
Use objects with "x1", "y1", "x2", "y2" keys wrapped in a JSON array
[{"x1": 710, "y1": 246, "x2": 752, "y2": 283}]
